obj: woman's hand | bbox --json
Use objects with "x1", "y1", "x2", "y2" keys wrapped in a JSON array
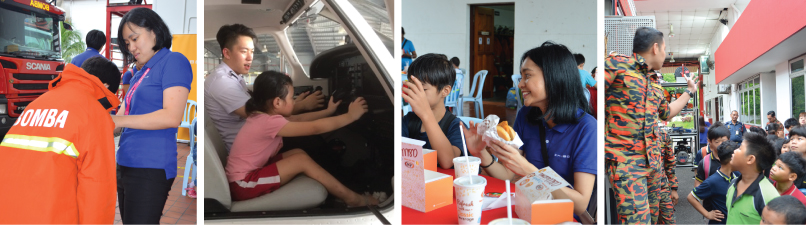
[
  {"x1": 488, "y1": 139, "x2": 537, "y2": 177},
  {"x1": 402, "y1": 76, "x2": 434, "y2": 122},
  {"x1": 461, "y1": 121, "x2": 488, "y2": 158}
]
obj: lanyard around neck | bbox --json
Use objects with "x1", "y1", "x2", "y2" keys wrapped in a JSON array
[{"x1": 124, "y1": 68, "x2": 151, "y2": 115}]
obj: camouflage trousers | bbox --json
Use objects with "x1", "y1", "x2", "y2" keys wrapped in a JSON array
[
  {"x1": 607, "y1": 159, "x2": 661, "y2": 224},
  {"x1": 655, "y1": 177, "x2": 676, "y2": 224}
]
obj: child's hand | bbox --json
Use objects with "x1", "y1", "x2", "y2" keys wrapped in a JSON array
[
  {"x1": 347, "y1": 97, "x2": 368, "y2": 121},
  {"x1": 462, "y1": 121, "x2": 487, "y2": 158},
  {"x1": 326, "y1": 96, "x2": 342, "y2": 114},
  {"x1": 706, "y1": 210, "x2": 725, "y2": 221},
  {"x1": 402, "y1": 76, "x2": 433, "y2": 121}
]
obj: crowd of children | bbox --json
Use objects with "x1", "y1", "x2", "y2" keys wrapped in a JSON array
[{"x1": 682, "y1": 113, "x2": 806, "y2": 224}]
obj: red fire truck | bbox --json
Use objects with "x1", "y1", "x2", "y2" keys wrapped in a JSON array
[{"x1": 0, "y1": 0, "x2": 69, "y2": 136}]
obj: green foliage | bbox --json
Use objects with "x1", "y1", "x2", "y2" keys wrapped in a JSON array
[{"x1": 60, "y1": 19, "x2": 84, "y2": 63}]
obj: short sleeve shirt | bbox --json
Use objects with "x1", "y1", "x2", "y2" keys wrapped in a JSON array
[
  {"x1": 204, "y1": 63, "x2": 250, "y2": 150},
  {"x1": 513, "y1": 107, "x2": 597, "y2": 186},
  {"x1": 691, "y1": 169, "x2": 734, "y2": 224},
  {"x1": 121, "y1": 67, "x2": 136, "y2": 85},
  {"x1": 402, "y1": 38, "x2": 416, "y2": 70},
  {"x1": 69, "y1": 47, "x2": 105, "y2": 67},
  {"x1": 226, "y1": 114, "x2": 289, "y2": 182},
  {"x1": 578, "y1": 69, "x2": 596, "y2": 88},
  {"x1": 725, "y1": 174, "x2": 780, "y2": 224},
  {"x1": 604, "y1": 53, "x2": 671, "y2": 171},
  {"x1": 726, "y1": 121, "x2": 747, "y2": 143},
  {"x1": 117, "y1": 48, "x2": 193, "y2": 179}
]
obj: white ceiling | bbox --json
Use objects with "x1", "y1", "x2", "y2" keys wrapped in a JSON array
[{"x1": 634, "y1": 0, "x2": 751, "y2": 59}]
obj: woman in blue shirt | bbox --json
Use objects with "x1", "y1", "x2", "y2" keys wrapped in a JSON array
[
  {"x1": 111, "y1": 8, "x2": 193, "y2": 224},
  {"x1": 463, "y1": 42, "x2": 597, "y2": 218}
]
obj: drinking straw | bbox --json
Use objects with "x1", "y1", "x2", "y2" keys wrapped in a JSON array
[
  {"x1": 458, "y1": 126, "x2": 473, "y2": 184},
  {"x1": 506, "y1": 179, "x2": 512, "y2": 225}
]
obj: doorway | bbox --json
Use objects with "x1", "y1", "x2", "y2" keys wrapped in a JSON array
[{"x1": 468, "y1": 3, "x2": 515, "y2": 117}]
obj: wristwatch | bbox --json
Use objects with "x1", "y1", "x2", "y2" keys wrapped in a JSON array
[{"x1": 684, "y1": 89, "x2": 695, "y2": 97}]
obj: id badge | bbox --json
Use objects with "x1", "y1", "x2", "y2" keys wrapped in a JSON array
[{"x1": 736, "y1": 130, "x2": 739, "y2": 135}]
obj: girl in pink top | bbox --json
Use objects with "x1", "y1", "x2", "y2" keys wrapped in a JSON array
[{"x1": 225, "y1": 71, "x2": 378, "y2": 206}]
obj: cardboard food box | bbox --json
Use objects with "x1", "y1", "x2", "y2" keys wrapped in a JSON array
[
  {"x1": 423, "y1": 148, "x2": 437, "y2": 172},
  {"x1": 402, "y1": 137, "x2": 453, "y2": 212},
  {"x1": 514, "y1": 167, "x2": 574, "y2": 224}
]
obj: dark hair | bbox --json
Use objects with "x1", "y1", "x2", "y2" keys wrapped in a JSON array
[
  {"x1": 117, "y1": 8, "x2": 172, "y2": 64},
  {"x1": 707, "y1": 123, "x2": 730, "y2": 141},
  {"x1": 785, "y1": 118, "x2": 799, "y2": 129},
  {"x1": 402, "y1": 27, "x2": 405, "y2": 35},
  {"x1": 749, "y1": 126, "x2": 766, "y2": 135},
  {"x1": 450, "y1": 57, "x2": 460, "y2": 67},
  {"x1": 632, "y1": 27, "x2": 664, "y2": 53},
  {"x1": 216, "y1": 24, "x2": 257, "y2": 55},
  {"x1": 717, "y1": 141, "x2": 739, "y2": 165},
  {"x1": 767, "y1": 123, "x2": 782, "y2": 134},
  {"x1": 743, "y1": 131, "x2": 777, "y2": 172},
  {"x1": 766, "y1": 195, "x2": 806, "y2": 224},
  {"x1": 573, "y1": 53, "x2": 585, "y2": 66},
  {"x1": 801, "y1": 112, "x2": 806, "y2": 118},
  {"x1": 773, "y1": 138, "x2": 785, "y2": 156},
  {"x1": 779, "y1": 151, "x2": 806, "y2": 179},
  {"x1": 768, "y1": 111, "x2": 776, "y2": 117},
  {"x1": 245, "y1": 71, "x2": 293, "y2": 115},
  {"x1": 591, "y1": 66, "x2": 597, "y2": 75},
  {"x1": 407, "y1": 53, "x2": 455, "y2": 91},
  {"x1": 790, "y1": 126, "x2": 806, "y2": 139},
  {"x1": 80, "y1": 56, "x2": 121, "y2": 93},
  {"x1": 86, "y1": 29, "x2": 106, "y2": 50},
  {"x1": 521, "y1": 41, "x2": 591, "y2": 124}
]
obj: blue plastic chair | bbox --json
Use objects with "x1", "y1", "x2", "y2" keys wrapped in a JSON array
[
  {"x1": 177, "y1": 100, "x2": 197, "y2": 143},
  {"x1": 511, "y1": 74, "x2": 523, "y2": 111},
  {"x1": 182, "y1": 118, "x2": 197, "y2": 196},
  {"x1": 458, "y1": 116, "x2": 483, "y2": 128},
  {"x1": 459, "y1": 70, "x2": 489, "y2": 118},
  {"x1": 445, "y1": 74, "x2": 464, "y2": 116}
]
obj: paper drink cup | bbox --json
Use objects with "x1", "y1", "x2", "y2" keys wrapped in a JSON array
[
  {"x1": 454, "y1": 175, "x2": 487, "y2": 225},
  {"x1": 453, "y1": 156, "x2": 481, "y2": 178},
  {"x1": 488, "y1": 218, "x2": 531, "y2": 225}
]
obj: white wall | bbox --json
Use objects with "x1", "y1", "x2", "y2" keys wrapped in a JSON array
[
  {"x1": 775, "y1": 61, "x2": 793, "y2": 121},
  {"x1": 65, "y1": 0, "x2": 196, "y2": 44},
  {"x1": 402, "y1": 0, "x2": 597, "y2": 96},
  {"x1": 153, "y1": 0, "x2": 197, "y2": 35},
  {"x1": 760, "y1": 72, "x2": 777, "y2": 124}
]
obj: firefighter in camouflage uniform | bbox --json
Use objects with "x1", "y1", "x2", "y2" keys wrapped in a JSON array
[
  {"x1": 605, "y1": 27, "x2": 697, "y2": 224},
  {"x1": 656, "y1": 125, "x2": 678, "y2": 224}
]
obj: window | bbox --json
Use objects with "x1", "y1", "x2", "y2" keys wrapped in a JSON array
[
  {"x1": 739, "y1": 75, "x2": 761, "y2": 125},
  {"x1": 792, "y1": 56, "x2": 806, "y2": 117},
  {"x1": 718, "y1": 96, "x2": 723, "y2": 122}
]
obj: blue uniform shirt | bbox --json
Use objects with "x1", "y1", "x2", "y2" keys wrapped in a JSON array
[
  {"x1": 70, "y1": 47, "x2": 105, "y2": 67},
  {"x1": 691, "y1": 169, "x2": 734, "y2": 224},
  {"x1": 513, "y1": 107, "x2": 597, "y2": 187},
  {"x1": 402, "y1": 38, "x2": 416, "y2": 70},
  {"x1": 121, "y1": 66, "x2": 137, "y2": 85},
  {"x1": 725, "y1": 121, "x2": 747, "y2": 143},
  {"x1": 117, "y1": 48, "x2": 193, "y2": 179}
]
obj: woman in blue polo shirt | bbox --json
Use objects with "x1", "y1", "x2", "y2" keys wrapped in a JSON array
[
  {"x1": 111, "y1": 8, "x2": 193, "y2": 224},
  {"x1": 463, "y1": 42, "x2": 596, "y2": 218}
]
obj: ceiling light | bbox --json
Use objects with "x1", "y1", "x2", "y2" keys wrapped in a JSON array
[{"x1": 668, "y1": 24, "x2": 675, "y2": 38}]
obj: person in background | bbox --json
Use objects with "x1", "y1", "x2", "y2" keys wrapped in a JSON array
[
  {"x1": 450, "y1": 57, "x2": 463, "y2": 77},
  {"x1": 0, "y1": 57, "x2": 121, "y2": 223},
  {"x1": 761, "y1": 195, "x2": 806, "y2": 225},
  {"x1": 785, "y1": 118, "x2": 799, "y2": 138},
  {"x1": 767, "y1": 111, "x2": 783, "y2": 129},
  {"x1": 657, "y1": 125, "x2": 678, "y2": 224},
  {"x1": 573, "y1": 53, "x2": 596, "y2": 103},
  {"x1": 697, "y1": 117, "x2": 711, "y2": 164},
  {"x1": 800, "y1": 112, "x2": 806, "y2": 127},
  {"x1": 70, "y1": 30, "x2": 107, "y2": 67},
  {"x1": 401, "y1": 27, "x2": 417, "y2": 71},
  {"x1": 726, "y1": 110, "x2": 747, "y2": 145},
  {"x1": 695, "y1": 123, "x2": 730, "y2": 187}
]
